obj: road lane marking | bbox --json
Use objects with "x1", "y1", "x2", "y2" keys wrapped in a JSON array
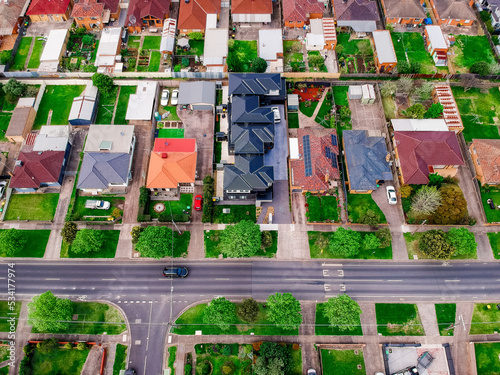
[
  {"x1": 323, "y1": 270, "x2": 329, "y2": 277},
  {"x1": 322, "y1": 263, "x2": 342, "y2": 267},
  {"x1": 338, "y1": 270, "x2": 344, "y2": 277},
  {"x1": 445, "y1": 280, "x2": 460, "y2": 282},
  {"x1": 102, "y1": 278, "x2": 116, "y2": 281},
  {"x1": 45, "y1": 278, "x2": 60, "y2": 281},
  {"x1": 324, "y1": 284, "x2": 331, "y2": 292},
  {"x1": 339, "y1": 284, "x2": 346, "y2": 292},
  {"x1": 215, "y1": 278, "x2": 230, "y2": 280},
  {"x1": 387, "y1": 280, "x2": 403, "y2": 282}
]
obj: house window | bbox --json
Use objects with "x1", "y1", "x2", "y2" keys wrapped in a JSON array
[
  {"x1": 240, "y1": 196, "x2": 246, "y2": 199},
  {"x1": 229, "y1": 195, "x2": 235, "y2": 199},
  {"x1": 78, "y1": 17, "x2": 84, "y2": 20},
  {"x1": 90, "y1": 17, "x2": 98, "y2": 20}
]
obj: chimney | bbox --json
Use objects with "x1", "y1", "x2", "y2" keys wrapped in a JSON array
[{"x1": 161, "y1": 153, "x2": 168, "y2": 158}]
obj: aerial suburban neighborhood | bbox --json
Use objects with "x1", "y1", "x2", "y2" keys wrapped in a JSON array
[{"x1": 2, "y1": 0, "x2": 500, "y2": 375}]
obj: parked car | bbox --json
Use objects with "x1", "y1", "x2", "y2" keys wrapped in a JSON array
[
  {"x1": 0, "y1": 181, "x2": 7, "y2": 199},
  {"x1": 386, "y1": 186, "x2": 397, "y2": 205},
  {"x1": 271, "y1": 106, "x2": 280, "y2": 123},
  {"x1": 124, "y1": 369, "x2": 137, "y2": 375},
  {"x1": 171, "y1": 89, "x2": 179, "y2": 105},
  {"x1": 160, "y1": 89, "x2": 170, "y2": 106},
  {"x1": 194, "y1": 195, "x2": 202, "y2": 211},
  {"x1": 85, "y1": 200, "x2": 111, "y2": 210},
  {"x1": 163, "y1": 267, "x2": 189, "y2": 278},
  {"x1": 307, "y1": 370, "x2": 317, "y2": 375}
]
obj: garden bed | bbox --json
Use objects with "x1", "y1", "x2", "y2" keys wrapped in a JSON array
[
  {"x1": 375, "y1": 303, "x2": 424, "y2": 336},
  {"x1": 346, "y1": 193, "x2": 386, "y2": 223},
  {"x1": 5, "y1": 193, "x2": 59, "y2": 221},
  {"x1": 321, "y1": 348, "x2": 366, "y2": 375},
  {"x1": 337, "y1": 33, "x2": 374, "y2": 74},
  {"x1": 316, "y1": 303, "x2": 362, "y2": 336},
  {"x1": 314, "y1": 89, "x2": 334, "y2": 127},
  {"x1": 307, "y1": 51, "x2": 327, "y2": 72},
  {"x1": 205, "y1": 230, "x2": 278, "y2": 258},
  {"x1": 306, "y1": 194, "x2": 339, "y2": 222}
]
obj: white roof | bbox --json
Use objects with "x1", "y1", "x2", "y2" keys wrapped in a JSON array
[
  {"x1": 126, "y1": 81, "x2": 157, "y2": 121},
  {"x1": 17, "y1": 97, "x2": 35, "y2": 107},
  {"x1": 160, "y1": 18, "x2": 176, "y2": 53},
  {"x1": 391, "y1": 119, "x2": 449, "y2": 132},
  {"x1": 95, "y1": 27, "x2": 121, "y2": 67},
  {"x1": 85, "y1": 125, "x2": 135, "y2": 153},
  {"x1": 373, "y1": 30, "x2": 397, "y2": 64},
  {"x1": 288, "y1": 94, "x2": 299, "y2": 106},
  {"x1": 206, "y1": 13, "x2": 217, "y2": 29},
  {"x1": 40, "y1": 29, "x2": 68, "y2": 62},
  {"x1": 33, "y1": 125, "x2": 70, "y2": 152},
  {"x1": 84, "y1": 84, "x2": 98, "y2": 98},
  {"x1": 259, "y1": 29, "x2": 283, "y2": 61},
  {"x1": 69, "y1": 96, "x2": 96, "y2": 121},
  {"x1": 310, "y1": 19, "x2": 323, "y2": 35},
  {"x1": 306, "y1": 19, "x2": 325, "y2": 49},
  {"x1": 289, "y1": 138, "x2": 299, "y2": 160},
  {"x1": 203, "y1": 29, "x2": 228, "y2": 66},
  {"x1": 426, "y1": 25, "x2": 447, "y2": 49}
]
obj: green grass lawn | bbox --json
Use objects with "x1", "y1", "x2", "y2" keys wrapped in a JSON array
[
  {"x1": 34, "y1": 85, "x2": 85, "y2": 129},
  {"x1": 173, "y1": 302, "x2": 298, "y2": 335},
  {"x1": 452, "y1": 35, "x2": 495, "y2": 71},
  {"x1": 158, "y1": 128, "x2": 184, "y2": 138},
  {"x1": 142, "y1": 36, "x2": 161, "y2": 50},
  {"x1": 148, "y1": 51, "x2": 161, "y2": 72},
  {"x1": 137, "y1": 229, "x2": 189, "y2": 258},
  {"x1": 481, "y1": 190, "x2": 500, "y2": 223},
  {"x1": 95, "y1": 87, "x2": 118, "y2": 124},
  {"x1": 177, "y1": 39, "x2": 205, "y2": 56},
  {"x1": 337, "y1": 33, "x2": 372, "y2": 56},
  {"x1": 346, "y1": 193, "x2": 387, "y2": 223},
  {"x1": 113, "y1": 344, "x2": 127, "y2": 375},
  {"x1": 299, "y1": 101, "x2": 319, "y2": 117},
  {"x1": 487, "y1": 232, "x2": 500, "y2": 259},
  {"x1": 5, "y1": 193, "x2": 59, "y2": 221},
  {"x1": 148, "y1": 194, "x2": 192, "y2": 222},
  {"x1": 60, "y1": 230, "x2": 120, "y2": 258},
  {"x1": 228, "y1": 40, "x2": 257, "y2": 72},
  {"x1": 212, "y1": 205, "x2": 256, "y2": 223},
  {"x1": 214, "y1": 141, "x2": 222, "y2": 163},
  {"x1": 332, "y1": 86, "x2": 349, "y2": 106},
  {"x1": 283, "y1": 40, "x2": 305, "y2": 71},
  {"x1": 0, "y1": 230, "x2": 50, "y2": 258},
  {"x1": 30, "y1": 346, "x2": 90, "y2": 375},
  {"x1": 314, "y1": 93, "x2": 333, "y2": 127},
  {"x1": 321, "y1": 349, "x2": 366, "y2": 375},
  {"x1": 167, "y1": 346, "x2": 177, "y2": 375},
  {"x1": 71, "y1": 196, "x2": 124, "y2": 221},
  {"x1": 127, "y1": 36, "x2": 141, "y2": 49},
  {"x1": 205, "y1": 229, "x2": 277, "y2": 258},
  {"x1": 160, "y1": 105, "x2": 181, "y2": 121},
  {"x1": 316, "y1": 303, "x2": 362, "y2": 336},
  {"x1": 470, "y1": 303, "x2": 500, "y2": 335},
  {"x1": 476, "y1": 342, "x2": 500, "y2": 374},
  {"x1": 391, "y1": 32, "x2": 436, "y2": 73},
  {"x1": 11, "y1": 37, "x2": 32, "y2": 71},
  {"x1": 435, "y1": 303, "x2": 456, "y2": 336},
  {"x1": 308, "y1": 231, "x2": 392, "y2": 259},
  {"x1": 27, "y1": 37, "x2": 44, "y2": 69},
  {"x1": 0, "y1": 301, "x2": 21, "y2": 331},
  {"x1": 114, "y1": 86, "x2": 136, "y2": 124},
  {"x1": 375, "y1": 303, "x2": 424, "y2": 336},
  {"x1": 288, "y1": 112, "x2": 299, "y2": 128},
  {"x1": 306, "y1": 195, "x2": 339, "y2": 222},
  {"x1": 451, "y1": 86, "x2": 500, "y2": 141},
  {"x1": 0, "y1": 113, "x2": 12, "y2": 142},
  {"x1": 404, "y1": 232, "x2": 477, "y2": 260}
]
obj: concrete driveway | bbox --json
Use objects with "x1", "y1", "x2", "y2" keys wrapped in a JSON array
[
  {"x1": 258, "y1": 180, "x2": 292, "y2": 224},
  {"x1": 349, "y1": 96, "x2": 387, "y2": 133},
  {"x1": 265, "y1": 105, "x2": 288, "y2": 180}
]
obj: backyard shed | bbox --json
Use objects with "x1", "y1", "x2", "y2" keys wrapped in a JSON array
[
  {"x1": 94, "y1": 27, "x2": 121, "y2": 68},
  {"x1": 68, "y1": 85, "x2": 99, "y2": 125},
  {"x1": 305, "y1": 19, "x2": 325, "y2": 51},
  {"x1": 372, "y1": 30, "x2": 397, "y2": 73},
  {"x1": 126, "y1": 81, "x2": 158, "y2": 125},
  {"x1": 178, "y1": 81, "x2": 216, "y2": 111},
  {"x1": 361, "y1": 84, "x2": 375, "y2": 104},
  {"x1": 160, "y1": 18, "x2": 176, "y2": 54},
  {"x1": 287, "y1": 94, "x2": 299, "y2": 111},
  {"x1": 38, "y1": 28, "x2": 69, "y2": 73},
  {"x1": 6, "y1": 107, "x2": 36, "y2": 143},
  {"x1": 348, "y1": 86, "x2": 362, "y2": 100}
]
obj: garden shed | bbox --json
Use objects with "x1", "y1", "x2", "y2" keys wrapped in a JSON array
[
  {"x1": 68, "y1": 85, "x2": 98, "y2": 125},
  {"x1": 287, "y1": 94, "x2": 299, "y2": 111},
  {"x1": 94, "y1": 27, "x2": 121, "y2": 69},
  {"x1": 38, "y1": 28, "x2": 69, "y2": 73},
  {"x1": 6, "y1": 107, "x2": 36, "y2": 143},
  {"x1": 372, "y1": 30, "x2": 397, "y2": 73},
  {"x1": 160, "y1": 18, "x2": 176, "y2": 54}
]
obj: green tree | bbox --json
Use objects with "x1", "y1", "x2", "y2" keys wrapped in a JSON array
[
  {"x1": 135, "y1": 226, "x2": 174, "y2": 259},
  {"x1": 470, "y1": 61, "x2": 490, "y2": 75},
  {"x1": 446, "y1": 227, "x2": 477, "y2": 256},
  {"x1": 28, "y1": 291, "x2": 74, "y2": 332},
  {"x1": 410, "y1": 185, "x2": 441, "y2": 216},
  {"x1": 335, "y1": 44, "x2": 344, "y2": 56},
  {"x1": 218, "y1": 220, "x2": 261, "y2": 257},
  {"x1": 71, "y1": 229, "x2": 104, "y2": 254},
  {"x1": 358, "y1": 209, "x2": 380, "y2": 227},
  {"x1": 130, "y1": 226, "x2": 142, "y2": 245},
  {"x1": 3, "y1": 78, "x2": 26, "y2": 97},
  {"x1": 400, "y1": 184, "x2": 413, "y2": 198},
  {"x1": 253, "y1": 356, "x2": 285, "y2": 375},
  {"x1": 236, "y1": 298, "x2": 259, "y2": 323},
  {"x1": 414, "y1": 81, "x2": 435, "y2": 101},
  {"x1": 203, "y1": 297, "x2": 236, "y2": 331},
  {"x1": 188, "y1": 31, "x2": 204, "y2": 41},
  {"x1": 257, "y1": 342, "x2": 292, "y2": 372},
  {"x1": 380, "y1": 81, "x2": 397, "y2": 97},
  {"x1": 0, "y1": 228, "x2": 26, "y2": 256},
  {"x1": 261, "y1": 231, "x2": 272, "y2": 248},
  {"x1": 418, "y1": 229, "x2": 455, "y2": 259},
  {"x1": 323, "y1": 294, "x2": 362, "y2": 331},
  {"x1": 266, "y1": 293, "x2": 302, "y2": 330},
  {"x1": 91, "y1": 73, "x2": 114, "y2": 97},
  {"x1": 375, "y1": 228, "x2": 392, "y2": 248},
  {"x1": 37, "y1": 338, "x2": 59, "y2": 354},
  {"x1": 358, "y1": 42, "x2": 372, "y2": 58},
  {"x1": 362, "y1": 233, "x2": 381, "y2": 250},
  {"x1": 433, "y1": 184, "x2": 468, "y2": 225},
  {"x1": 61, "y1": 222, "x2": 78, "y2": 245},
  {"x1": 329, "y1": 227, "x2": 362, "y2": 257},
  {"x1": 428, "y1": 173, "x2": 444, "y2": 188},
  {"x1": 404, "y1": 103, "x2": 426, "y2": 119},
  {"x1": 425, "y1": 103, "x2": 444, "y2": 119},
  {"x1": 64, "y1": 342, "x2": 73, "y2": 350},
  {"x1": 202, "y1": 175, "x2": 214, "y2": 223},
  {"x1": 251, "y1": 57, "x2": 268, "y2": 73}
]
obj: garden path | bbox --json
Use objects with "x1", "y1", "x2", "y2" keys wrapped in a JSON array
[
  {"x1": 110, "y1": 86, "x2": 121, "y2": 125},
  {"x1": 23, "y1": 38, "x2": 35, "y2": 71}
]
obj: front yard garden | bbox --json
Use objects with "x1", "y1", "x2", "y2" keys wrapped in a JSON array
[
  {"x1": 336, "y1": 33, "x2": 374, "y2": 74},
  {"x1": 0, "y1": 229, "x2": 50, "y2": 258},
  {"x1": 114, "y1": 86, "x2": 136, "y2": 124},
  {"x1": 315, "y1": 303, "x2": 363, "y2": 336},
  {"x1": 25, "y1": 343, "x2": 90, "y2": 375},
  {"x1": 227, "y1": 40, "x2": 258, "y2": 72},
  {"x1": 0, "y1": 301, "x2": 21, "y2": 331},
  {"x1": 321, "y1": 348, "x2": 366, "y2": 375},
  {"x1": 487, "y1": 232, "x2": 500, "y2": 259},
  {"x1": 376, "y1": 303, "x2": 425, "y2": 336},
  {"x1": 212, "y1": 204, "x2": 256, "y2": 223},
  {"x1": 60, "y1": 230, "x2": 120, "y2": 258},
  {"x1": 305, "y1": 193, "x2": 339, "y2": 222},
  {"x1": 470, "y1": 303, "x2": 500, "y2": 335},
  {"x1": 480, "y1": 188, "x2": 500, "y2": 223},
  {"x1": 346, "y1": 193, "x2": 386, "y2": 224},
  {"x1": 475, "y1": 342, "x2": 500, "y2": 374},
  {"x1": 451, "y1": 35, "x2": 495, "y2": 73},
  {"x1": 205, "y1": 229, "x2": 278, "y2": 258},
  {"x1": 148, "y1": 194, "x2": 192, "y2": 222},
  {"x1": 5, "y1": 193, "x2": 59, "y2": 221},
  {"x1": 33, "y1": 85, "x2": 85, "y2": 128},
  {"x1": 283, "y1": 40, "x2": 305, "y2": 72},
  {"x1": 11, "y1": 37, "x2": 32, "y2": 71},
  {"x1": 435, "y1": 303, "x2": 456, "y2": 336},
  {"x1": 391, "y1": 32, "x2": 437, "y2": 74}
]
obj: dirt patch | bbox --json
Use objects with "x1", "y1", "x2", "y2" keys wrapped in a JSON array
[{"x1": 356, "y1": 57, "x2": 365, "y2": 73}]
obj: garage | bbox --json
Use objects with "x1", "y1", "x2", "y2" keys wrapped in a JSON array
[{"x1": 177, "y1": 81, "x2": 216, "y2": 111}]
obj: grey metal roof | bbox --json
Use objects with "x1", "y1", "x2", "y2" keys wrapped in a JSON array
[
  {"x1": 223, "y1": 155, "x2": 274, "y2": 191},
  {"x1": 228, "y1": 73, "x2": 284, "y2": 96},
  {"x1": 77, "y1": 152, "x2": 130, "y2": 189},
  {"x1": 84, "y1": 125, "x2": 134, "y2": 153},
  {"x1": 178, "y1": 81, "x2": 216, "y2": 106},
  {"x1": 231, "y1": 96, "x2": 274, "y2": 124},
  {"x1": 69, "y1": 96, "x2": 96, "y2": 121}
]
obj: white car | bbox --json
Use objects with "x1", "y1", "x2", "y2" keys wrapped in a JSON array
[
  {"x1": 307, "y1": 370, "x2": 317, "y2": 375},
  {"x1": 160, "y1": 89, "x2": 170, "y2": 106},
  {"x1": 386, "y1": 186, "x2": 397, "y2": 205},
  {"x1": 171, "y1": 89, "x2": 179, "y2": 105},
  {"x1": 271, "y1": 106, "x2": 280, "y2": 123}
]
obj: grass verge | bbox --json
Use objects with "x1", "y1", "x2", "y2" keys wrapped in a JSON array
[
  {"x1": 375, "y1": 303, "x2": 424, "y2": 336},
  {"x1": 487, "y1": 232, "x2": 500, "y2": 259},
  {"x1": 435, "y1": 303, "x2": 456, "y2": 336},
  {"x1": 167, "y1": 346, "x2": 177, "y2": 375},
  {"x1": 470, "y1": 303, "x2": 500, "y2": 335},
  {"x1": 315, "y1": 303, "x2": 362, "y2": 336},
  {"x1": 0, "y1": 301, "x2": 21, "y2": 331},
  {"x1": 113, "y1": 344, "x2": 127, "y2": 375},
  {"x1": 0, "y1": 230, "x2": 50, "y2": 258}
]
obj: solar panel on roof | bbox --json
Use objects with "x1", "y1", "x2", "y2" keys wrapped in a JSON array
[
  {"x1": 303, "y1": 135, "x2": 312, "y2": 177},
  {"x1": 332, "y1": 157, "x2": 338, "y2": 169},
  {"x1": 331, "y1": 134, "x2": 337, "y2": 146},
  {"x1": 325, "y1": 146, "x2": 331, "y2": 158}
]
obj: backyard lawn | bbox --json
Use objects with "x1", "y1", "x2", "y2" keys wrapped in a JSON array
[
  {"x1": 480, "y1": 189, "x2": 500, "y2": 223},
  {"x1": 0, "y1": 114, "x2": 12, "y2": 142},
  {"x1": 34, "y1": 85, "x2": 85, "y2": 128},
  {"x1": 30, "y1": 346, "x2": 90, "y2": 375},
  {"x1": 308, "y1": 231, "x2": 392, "y2": 259},
  {"x1": 114, "y1": 86, "x2": 136, "y2": 124},
  {"x1": 316, "y1": 302, "x2": 362, "y2": 336},
  {"x1": 228, "y1": 40, "x2": 257, "y2": 72},
  {"x1": 212, "y1": 204, "x2": 256, "y2": 223},
  {"x1": 314, "y1": 89, "x2": 334, "y2": 127},
  {"x1": 5, "y1": 193, "x2": 59, "y2": 221},
  {"x1": 452, "y1": 35, "x2": 495, "y2": 72},
  {"x1": 148, "y1": 194, "x2": 192, "y2": 222},
  {"x1": 95, "y1": 86, "x2": 118, "y2": 124},
  {"x1": 306, "y1": 195, "x2": 339, "y2": 222},
  {"x1": 159, "y1": 105, "x2": 181, "y2": 121},
  {"x1": 0, "y1": 230, "x2": 50, "y2": 258},
  {"x1": 283, "y1": 40, "x2": 305, "y2": 72},
  {"x1": 288, "y1": 112, "x2": 299, "y2": 128},
  {"x1": 205, "y1": 229, "x2": 278, "y2": 258},
  {"x1": 71, "y1": 196, "x2": 124, "y2": 221},
  {"x1": 487, "y1": 232, "x2": 500, "y2": 259},
  {"x1": 60, "y1": 230, "x2": 120, "y2": 258},
  {"x1": 435, "y1": 303, "x2": 456, "y2": 336},
  {"x1": 332, "y1": 86, "x2": 349, "y2": 106},
  {"x1": 113, "y1": 344, "x2": 127, "y2": 375},
  {"x1": 11, "y1": 37, "x2": 32, "y2": 71},
  {"x1": 0, "y1": 301, "x2": 21, "y2": 331},
  {"x1": 27, "y1": 37, "x2": 45, "y2": 69},
  {"x1": 475, "y1": 342, "x2": 500, "y2": 374},
  {"x1": 157, "y1": 128, "x2": 184, "y2": 138},
  {"x1": 376, "y1": 303, "x2": 425, "y2": 336},
  {"x1": 391, "y1": 32, "x2": 436, "y2": 73},
  {"x1": 299, "y1": 101, "x2": 319, "y2": 117},
  {"x1": 321, "y1": 348, "x2": 366, "y2": 375},
  {"x1": 148, "y1": 51, "x2": 161, "y2": 72},
  {"x1": 127, "y1": 36, "x2": 141, "y2": 49},
  {"x1": 142, "y1": 36, "x2": 161, "y2": 50},
  {"x1": 176, "y1": 39, "x2": 205, "y2": 56},
  {"x1": 173, "y1": 302, "x2": 298, "y2": 335},
  {"x1": 346, "y1": 193, "x2": 386, "y2": 223},
  {"x1": 470, "y1": 303, "x2": 500, "y2": 335},
  {"x1": 404, "y1": 232, "x2": 477, "y2": 260}
]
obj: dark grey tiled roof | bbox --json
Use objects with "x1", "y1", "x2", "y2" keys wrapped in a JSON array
[{"x1": 77, "y1": 152, "x2": 130, "y2": 189}]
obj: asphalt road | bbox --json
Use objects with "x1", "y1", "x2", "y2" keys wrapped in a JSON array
[{"x1": 3, "y1": 259, "x2": 500, "y2": 374}]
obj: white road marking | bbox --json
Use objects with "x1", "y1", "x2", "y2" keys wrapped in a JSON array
[
  {"x1": 102, "y1": 278, "x2": 116, "y2": 281},
  {"x1": 445, "y1": 280, "x2": 460, "y2": 282},
  {"x1": 323, "y1": 270, "x2": 329, "y2": 277},
  {"x1": 322, "y1": 263, "x2": 343, "y2": 267},
  {"x1": 387, "y1": 280, "x2": 403, "y2": 282},
  {"x1": 215, "y1": 278, "x2": 230, "y2": 280},
  {"x1": 45, "y1": 278, "x2": 60, "y2": 281}
]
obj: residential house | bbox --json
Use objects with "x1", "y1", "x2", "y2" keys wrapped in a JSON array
[
  {"x1": 26, "y1": 0, "x2": 73, "y2": 22},
  {"x1": 283, "y1": 0, "x2": 324, "y2": 28},
  {"x1": 6, "y1": 101, "x2": 36, "y2": 143},
  {"x1": 289, "y1": 128, "x2": 340, "y2": 193},
  {"x1": 38, "y1": 28, "x2": 70, "y2": 73},
  {"x1": 228, "y1": 72, "x2": 286, "y2": 100},
  {"x1": 331, "y1": 0, "x2": 381, "y2": 33},
  {"x1": 0, "y1": 0, "x2": 27, "y2": 46},
  {"x1": 424, "y1": 25, "x2": 448, "y2": 66},
  {"x1": 470, "y1": 139, "x2": 500, "y2": 186},
  {"x1": 372, "y1": 30, "x2": 397, "y2": 73},
  {"x1": 125, "y1": 81, "x2": 158, "y2": 125},
  {"x1": 203, "y1": 28, "x2": 228, "y2": 72},
  {"x1": 432, "y1": 85, "x2": 464, "y2": 133},
  {"x1": 428, "y1": 0, "x2": 475, "y2": 26},
  {"x1": 94, "y1": 27, "x2": 122, "y2": 71},
  {"x1": 178, "y1": 0, "x2": 220, "y2": 34},
  {"x1": 178, "y1": 81, "x2": 216, "y2": 111},
  {"x1": 343, "y1": 130, "x2": 393, "y2": 193},
  {"x1": 101, "y1": 0, "x2": 121, "y2": 20},
  {"x1": 71, "y1": 0, "x2": 105, "y2": 30},
  {"x1": 306, "y1": 18, "x2": 326, "y2": 51},
  {"x1": 380, "y1": 0, "x2": 426, "y2": 25},
  {"x1": 69, "y1": 85, "x2": 99, "y2": 125},
  {"x1": 146, "y1": 138, "x2": 197, "y2": 195},
  {"x1": 77, "y1": 125, "x2": 136, "y2": 193},
  {"x1": 258, "y1": 29, "x2": 283, "y2": 72},
  {"x1": 126, "y1": 0, "x2": 170, "y2": 33},
  {"x1": 477, "y1": 0, "x2": 500, "y2": 29},
  {"x1": 392, "y1": 131, "x2": 464, "y2": 185},
  {"x1": 231, "y1": 0, "x2": 272, "y2": 23}
]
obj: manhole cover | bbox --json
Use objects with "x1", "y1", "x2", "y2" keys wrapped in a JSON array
[{"x1": 154, "y1": 203, "x2": 166, "y2": 213}]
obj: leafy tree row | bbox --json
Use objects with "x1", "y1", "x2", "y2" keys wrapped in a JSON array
[
  {"x1": 329, "y1": 227, "x2": 391, "y2": 257},
  {"x1": 418, "y1": 228, "x2": 477, "y2": 259}
]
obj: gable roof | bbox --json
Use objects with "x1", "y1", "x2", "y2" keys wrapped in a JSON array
[
  {"x1": 394, "y1": 131, "x2": 464, "y2": 184},
  {"x1": 10, "y1": 151, "x2": 65, "y2": 188},
  {"x1": 231, "y1": 124, "x2": 274, "y2": 154},
  {"x1": 229, "y1": 73, "x2": 284, "y2": 96},
  {"x1": 471, "y1": 139, "x2": 500, "y2": 184},
  {"x1": 231, "y1": 96, "x2": 274, "y2": 124},
  {"x1": 6, "y1": 107, "x2": 35, "y2": 138},
  {"x1": 343, "y1": 130, "x2": 393, "y2": 191},
  {"x1": 224, "y1": 155, "x2": 274, "y2": 192},
  {"x1": 71, "y1": 0, "x2": 104, "y2": 18},
  {"x1": 126, "y1": 0, "x2": 170, "y2": 27},
  {"x1": 373, "y1": 30, "x2": 397, "y2": 64},
  {"x1": 100, "y1": 0, "x2": 120, "y2": 13},
  {"x1": 232, "y1": 0, "x2": 272, "y2": 14},
  {"x1": 27, "y1": 0, "x2": 71, "y2": 16},
  {"x1": 178, "y1": 81, "x2": 216, "y2": 106},
  {"x1": 432, "y1": 0, "x2": 475, "y2": 20},
  {"x1": 77, "y1": 153, "x2": 130, "y2": 189},
  {"x1": 0, "y1": 0, "x2": 27, "y2": 36},
  {"x1": 382, "y1": 0, "x2": 425, "y2": 19},
  {"x1": 178, "y1": 0, "x2": 220, "y2": 31},
  {"x1": 331, "y1": 0, "x2": 380, "y2": 21},
  {"x1": 283, "y1": 0, "x2": 324, "y2": 22}
]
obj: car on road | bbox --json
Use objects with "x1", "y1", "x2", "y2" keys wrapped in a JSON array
[
  {"x1": 163, "y1": 267, "x2": 189, "y2": 278},
  {"x1": 194, "y1": 195, "x2": 202, "y2": 211},
  {"x1": 386, "y1": 185, "x2": 397, "y2": 205},
  {"x1": 124, "y1": 369, "x2": 136, "y2": 375},
  {"x1": 0, "y1": 181, "x2": 7, "y2": 199},
  {"x1": 160, "y1": 89, "x2": 170, "y2": 106},
  {"x1": 307, "y1": 370, "x2": 317, "y2": 375},
  {"x1": 171, "y1": 89, "x2": 179, "y2": 105},
  {"x1": 271, "y1": 106, "x2": 280, "y2": 123}
]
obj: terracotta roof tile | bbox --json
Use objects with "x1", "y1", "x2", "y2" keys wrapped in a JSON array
[
  {"x1": 471, "y1": 139, "x2": 500, "y2": 185},
  {"x1": 10, "y1": 151, "x2": 65, "y2": 188},
  {"x1": 27, "y1": 0, "x2": 71, "y2": 16},
  {"x1": 72, "y1": 0, "x2": 104, "y2": 18},
  {"x1": 126, "y1": 0, "x2": 170, "y2": 27},
  {"x1": 232, "y1": 0, "x2": 272, "y2": 15},
  {"x1": 283, "y1": 0, "x2": 324, "y2": 22},
  {"x1": 178, "y1": 0, "x2": 220, "y2": 30}
]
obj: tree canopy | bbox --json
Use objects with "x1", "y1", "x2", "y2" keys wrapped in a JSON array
[
  {"x1": 433, "y1": 185, "x2": 468, "y2": 225},
  {"x1": 0, "y1": 229, "x2": 26, "y2": 256},
  {"x1": 418, "y1": 229, "x2": 455, "y2": 259},
  {"x1": 218, "y1": 220, "x2": 261, "y2": 257},
  {"x1": 203, "y1": 297, "x2": 236, "y2": 331},
  {"x1": 254, "y1": 341, "x2": 292, "y2": 375},
  {"x1": 410, "y1": 185, "x2": 441, "y2": 216},
  {"x1": 266, "y1": 293, "x2": 302, "y2": 330},
  {"x1": 71, "y1": 229, "x2": 104, "y2": 254},
  {"x1": 61, "y1": 222, "x2": 78, "y2": 245},
  {"x1": 28, "y1": 291, "x2": 74, "y2": 332},
  {"x1": 91, "y1": 73, "x2": 114, "y2": 97},
  {"x1": 446, "y1": 227, "x2": 477, "y2": 256},
  {"x1": 251, "y1": 57, "x2": 268, "y2": 73},
  {"x1": 237, "y1": 298, "x2": 259, "y2": 323},
  {"x1": 329, "y1": 227, "x2": 362, "y2": 257},
  {"x1": 323, "y1": 294, "x2": 362, "y2": 331},
  {"x1": 135, "y1": 226, "x2": 174, "y2": 259}
]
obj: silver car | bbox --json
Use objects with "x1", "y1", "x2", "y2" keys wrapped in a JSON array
[
  {"x1": 160, "y1": 89, "x2": 170, "y2": 106},
  {"x1": 171, "y1": 89, "x2": 179, "y2": 105}
]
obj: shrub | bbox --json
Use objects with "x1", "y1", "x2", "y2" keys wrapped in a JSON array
[
  {"x1": 77, "y1": 342, "x2": 88, "y2": 350},
  {"x1": 261, "y1": 231, "x2": 272, "y2": 248},
  {"x1": 433, "y1": 184, "x2": 468, "y2": 225},
  {"x1": 400, "y1": 184, "x2": 413, "y2": 198},
  {"x1": 376, "y1": 228, "x2": 392, "y2": 248},
  {"x1": 64, "y1": 342, "x2": 73, "y2": 350}
]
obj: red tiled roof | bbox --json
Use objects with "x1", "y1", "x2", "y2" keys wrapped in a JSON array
[
  {"x1": 178, "y1": 0, "x2": 220, "y2": 30},
  {"x1": 290, "y1": 128, "x2": 340, "y2": 191},
  {"x1": 471, "y1": 139, "x2": 500, "y2": 185},
  {"x1": 100, "y1": 0, "x2": 120, "y2": 13},
  {"x1": 72, "y1": 0, "x2": 104, "y2": 18},
  {"x1": 232, "y1": 0, "x2": 272, "y2": 15},
  {"x1": 126, "y1": 0, "x2": 170, "y2": 27},
  {"x1": 10, "y1": 151, "x2": 65, "y2": 189},
  {"x1": 283, "y1": 0, "x2": 323, "y2": 22},
  {"x1": 27, "y1": 0, "x2": 71, "y2": 16},
  {"x1": 394, "y1": 131, "x2": 464, "y2": 184}
]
